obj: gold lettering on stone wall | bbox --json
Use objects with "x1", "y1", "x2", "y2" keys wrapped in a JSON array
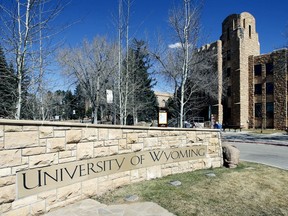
[{"x1": 16, "y1": 146, "x2": 206, "y2": 198}]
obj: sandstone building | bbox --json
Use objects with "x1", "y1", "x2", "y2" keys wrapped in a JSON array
[{"x1": 206, "y1": 12, "x2": 287, "y2": 129}]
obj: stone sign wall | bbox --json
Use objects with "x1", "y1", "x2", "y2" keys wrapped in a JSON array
[{"x1": 0, "y1": 120, "x2": 222, "y2": 215}]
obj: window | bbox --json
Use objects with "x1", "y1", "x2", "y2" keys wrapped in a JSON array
[
  {"x1": 266, "y1": 102, "x2": 274, "y2": 118},
  {"x1": 266, "y1": 82, "x2": 274, "y2": 95},
  {"x1": 243, "y1": 19, "x2": 246, "y2": 28},
  {"x1": 266, "y1": 63, "x2": 273, "y2": 75},
  {"x1": 254, "y1": 84, "x2": 262, "y2": 95},
  {"x1": 255, "y1": 103, "x2": 262, "y2": 118},
  {"x1": 227, "y1": 68, "x2": 231, "y2": 77},
  {"x1": 227, "y1": 86, "x2": 231, "y2": 97},
  {"x1": 227, "y1": 50, "x2": 231, "y2": 61},
  {"x1": 254, "y1": 64, "x2": 262, "y2": 76},
  {"x1": 227, "y1": 108, "x2": 231, "y2": 119},
  {"x1": 249, "y1": 25, "x2": 252, "y2": 38},
  {"x1": 227, "y1": 28, "x2": 230, "y2": 40}
]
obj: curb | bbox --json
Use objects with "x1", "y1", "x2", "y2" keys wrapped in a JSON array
[{"x1": 222, "y1": 139, "x2": 288, "y2": 147}]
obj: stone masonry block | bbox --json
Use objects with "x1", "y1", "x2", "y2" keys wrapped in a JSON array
[
  {"x1": 112, "y1": 175, "x2": 130, "y2": 188},
  {"x1": 94, "y1": 141, "x2": 104, "y2": 147},
  {"x1": 138, "y1": 132, "x2": 148, "y2": 138},
  {"x1": 4, "y1": 126, "x2": 22, "y2": 132},
  {"x1": 23, "y1": 126, "x2": 38, "y2": 131},
  {"x1": 97, "y1": 176, "x2": 112, "y2": 195},
  {"x1": 126, "y1": 133, "x2": 138, "y2": 144},
  {"x1": 39, "y1": 139, "x2": 46, "y2": 147},
  {"x1": 30, "y1": 200, "x2": 46, "y2": 216},
  {"x1": 0, "y1": 140, "x2": 3, "y2": 149},
  {"x1": 143, "y1": 137, "x2": 158, "y2": 148},
  {"x1": 22, "y1": 147, "x2": 46, "y2": 156},
  {"x1": 81, "y1": 128, "x2": 98, "y2": 142},
  {"x1": 0, "y1": 168, "x2": 11, "y2": 177},
  {"x1": 47, "y1": 138, "x2": 65, "y2": 152},
  {"x1": 77, "y1": 142, "x2": 94, "y2": 160},
  {"x1": 147, "y1": 130, "x2": 162, "y2": 137},
  {"x1": 59, "y1": 151, "x2": 72, "y2": 159},
  {"x1": 131, "y1": 143, "x2": 143, "y2": 152},
  {"x1": 108, "y1": 129, "x2": 123, "y2": 140},
  {"x1": 98, "y1": 129, "x2": 109, "y2": 140},
  {"x1": 0, "y1": 203, "x2": 11, "y2": 214},
  {"x1": 54, "y1": 130, "x2": 65, "y2": 137},
  {"x1": 209, "y1": 137, "x2": 219, "y2": 145},
  {"x1": 82, "y1": 178, "x2": 98, "y2": 197},
  {"x1": 109, "y1": 146, "x2": 118, "y2": 155},
  {"x1": 2, "y1": 205, "x2": 30, "y2": 216},
  {"x1": 94, "y1": 146, "x2": 109, "y2": 157},
  {"x1": 169, "y1": 131, "x2": 186, "y2": 136},
  {"x1": 104, "y1": 140, "x2": 118, "y2": 146},
  {"x1": 46, "y1": 196, "x2": 82, "y2": 213},
  {"x1": 146, "y1": 166, "x2": 162, "y2": 180},
  {"x1": 12, "y1": 195, "x2": 38, "y2": 209},
  {"x1": 130, "y1": 168, "x2": 146, "y2": 182},
  {"x1": 38, "y1": 189, "x2": 57, "y2": 206},
  {"x1": 5, "y1": 131, "x2": 38, "y2": 149},
  {"x1": 39, "y1": 126, "x2": 53, "y2": 138},
  {"x1": 0, "y1": 184, "x2": 15, "y2": 204},
  {"x1": 66, "y1": 143, "x2": 77, "y2": 150},
  {"x1": 66, "y1": 130, "x2": 82, "y2": 144},
  {"x1": 161, "y1": 131, "x2": 170, "y2": 136},
  {"x1": 0, "y1": 149, "x2": 21, "y2": 168},
  {"x1": 0, "y1": 176, "x2": 15, "y2": 187},
  {"x1": 12, "y1": 165, "x2": 29, "y2": 174},
  {"x1": 29, "y1": 153, "x2": 58, "y2": 168},
  {"x1": 119, "y1": 139, "x2": 127, "y2": 149},
  {"x1": 59, "y1": 157, "x2": 76, "y2": 164},
  {"x1": 161, "y1": 168, "x2": 172, "y2": 177},
  {"x1": 57, "y1": 182, "x2": 81, "y2": 201},
  {"x1": 0, "y1": 125, "x2": 4, "y2": 138}
]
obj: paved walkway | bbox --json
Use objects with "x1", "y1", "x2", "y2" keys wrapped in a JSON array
[
  {"x1": 44, "y1": 199, "x2": 175, "y2": 216},
  {"x1": 225, "y1": 141, "x2": 288, "y2": 170},
  {"x1": 221, "y1": 131, "x2": 288, "y2": 146}
]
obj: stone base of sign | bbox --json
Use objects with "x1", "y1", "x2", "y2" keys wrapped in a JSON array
[{"x1": 0, "y1": 119, "x2": 223, "y2": 215}]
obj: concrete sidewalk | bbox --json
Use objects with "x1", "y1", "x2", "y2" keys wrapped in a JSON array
[
  {"x1": 221, "y1": 131, "x2": 288, "y2": 147},
  {"x1": 44, "y1": 199, "x2": 175, "y2": 216}
]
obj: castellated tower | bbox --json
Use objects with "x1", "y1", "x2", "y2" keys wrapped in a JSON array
[{"x1": 221, "y1": 12, "x2": 260, "y2": 128}]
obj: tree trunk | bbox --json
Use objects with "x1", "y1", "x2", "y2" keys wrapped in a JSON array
[{"x1": 15, "y1": 71, "x2": 22, "y2": 119}]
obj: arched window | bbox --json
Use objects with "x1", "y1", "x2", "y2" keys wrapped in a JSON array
[
  {"x1": 249, "y1": 25, "x2": 252, "y2": 38},
  {"x1": 243, "y1": 19, "x2": 246, "y2": 28}
]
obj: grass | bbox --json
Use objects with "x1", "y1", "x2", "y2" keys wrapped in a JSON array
[{"x1": 94, "y1": 162, "x2": 288, "y2": 216}]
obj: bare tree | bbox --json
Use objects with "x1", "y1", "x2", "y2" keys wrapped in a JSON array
[
  {"x1": 58, "y1": 37, "x2": 116, "y2": 124},
  {"x1": 116, "y1": 0, "x2": 136, "y2": 125},
  {"x1": 153, "y1": 0, "x2": 218, "y2": 127},
  {"x1": 0, "y1": 0, "x2": 68, "y2": 119}
]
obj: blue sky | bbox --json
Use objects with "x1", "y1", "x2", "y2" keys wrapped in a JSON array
[
  {"x1": 59, "y1": 0, "x2": 288, "y2": 54},
  {"x1": 54, "y1": 0, "x2": 288, "y2": 92}
]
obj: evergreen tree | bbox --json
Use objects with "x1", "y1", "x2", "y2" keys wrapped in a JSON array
[
  {"x1": 124, "y1": 39, "x2": 158, "y2": 124},
  {"x1": 74, "y1": 84, "x2": 86, "y2": 120},
  {"x1": 20, "y1": 71, "x2": 32, "y2": 119},
  {"x1": 63, "y1": 90, "x2": 75, "y2": 120},
  {"x1": 0, "y1": 47, "x2": 17, "y2": 118}
]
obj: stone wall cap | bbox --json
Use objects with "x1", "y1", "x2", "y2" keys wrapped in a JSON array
[{"x1": 0, "y1": 119, "x2": 219, "y2": 132}]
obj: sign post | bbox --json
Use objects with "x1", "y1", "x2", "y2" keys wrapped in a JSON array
[{"x1": 158, "y1": 109, "x2": 168, "y2": 127}]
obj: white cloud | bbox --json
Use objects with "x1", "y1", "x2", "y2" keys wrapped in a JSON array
[{"x1": 168, "y1": 42, "x2": 182, "y2": 49}]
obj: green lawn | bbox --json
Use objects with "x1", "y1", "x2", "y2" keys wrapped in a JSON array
[{"x1": 94, "y1": 162, "x2": 288, "y2": 216}]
